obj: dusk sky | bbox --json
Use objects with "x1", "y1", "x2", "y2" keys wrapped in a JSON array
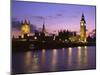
[{"x1": 12, "y1": 1, "x2": 96, "y2": 37}]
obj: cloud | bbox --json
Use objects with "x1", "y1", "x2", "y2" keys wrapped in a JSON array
[
  {"x1": 43, "y1": 13, "x2": 64, "y2": 20},
  {"x1": 30, "y1": 16, "x2": 45, "y2": 20},
  {"x1": 29, "y1": 13, "x2": 63, "y2": 20},
  {"x1": 56, "y1": 13, "x2": 63, "y2": 17}
]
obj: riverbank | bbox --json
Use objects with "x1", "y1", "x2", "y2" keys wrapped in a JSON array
[{"x1": 12, "y1": 40, "x2": 96, "y2": 52}]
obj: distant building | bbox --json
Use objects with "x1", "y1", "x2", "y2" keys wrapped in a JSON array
[
  {"x1": 41, "y1": 22, "x2": 48, "y2": 36},
  {"x1": 21, "y1": 20, "x2": 30, "y2": 38},
  {"x1": 42, "y1": 22, "x2": 46, "y2": 34},
  {"x1": 80, "y1": 13, "x2": 87, "y2": 42}
]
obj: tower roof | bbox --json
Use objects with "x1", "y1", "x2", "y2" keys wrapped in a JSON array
[
  {"x1": 21, "y1": 19, "x2": 30, "y2": 26},
  {"x1": 24, "y1": 19, "x2": 28, "y2": 24},
  {"x1": 42, "y1": 21, "x2": 45, "y2": 32},
  {"x1": 81, "y1": 13, "x2": 86, "y2": 24}
]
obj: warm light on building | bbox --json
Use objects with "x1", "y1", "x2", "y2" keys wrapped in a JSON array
[
  {"x1": 53, "y1": 36, "x2": 56, "y2": 40},
  {"x1": 80, "y1": 13, "x2": 87, "y2": 43},
  {"x1": 21, "y1": 34, "x2": 24, "y2": 38},
  {"x1": 34, "y1": 36, "x2": 37, "y2": 40},
  {"x1": 21, "y1": 20, "x2": 30, "y2": 38},
  {"x1": 22, "y1": 25, "x2": 30, "y2": 34}
]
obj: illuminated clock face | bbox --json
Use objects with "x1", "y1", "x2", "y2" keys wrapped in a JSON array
[
  {"x1": 81, "y1": 23, "x2": 84, "y2": 26},
  {"x1": 22, "y1": 25, "x2": 30, "y2": 34}
]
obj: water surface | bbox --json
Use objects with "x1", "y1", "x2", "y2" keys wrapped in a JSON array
[{"x1": 12, "y1": 46, "x2": 96, "y2": 74}]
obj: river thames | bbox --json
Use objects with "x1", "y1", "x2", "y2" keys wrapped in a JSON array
[{"x1": 12, "y1": 46, "x2": 96, "y2": 74}]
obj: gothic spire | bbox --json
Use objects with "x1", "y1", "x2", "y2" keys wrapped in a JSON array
[
  {"x1": 42, "y1": 21, "x2": 46, "y2": 33},
  {"x1": 81, "y1": 13, "x2": 86, "y2": 24},
  {"x1": 24, "y1": 19, "x2": 28, "y2": 25}
]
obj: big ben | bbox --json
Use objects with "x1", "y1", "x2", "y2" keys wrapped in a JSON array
[
  {"x1": 21, "y1": 20, "x2": 30, "y2": 38},
  {"x1": 80, "y1": 13, "x2": 87, "y2": 42}
]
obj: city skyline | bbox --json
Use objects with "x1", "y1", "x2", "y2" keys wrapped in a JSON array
[
  {"x1": 12, "y1": 1, "x2": 96, "y2": 74},
  {"x1": 12, "y1": 1, "x2": 96, "y2": 37}
]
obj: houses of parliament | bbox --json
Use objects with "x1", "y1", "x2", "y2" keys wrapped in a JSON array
[{"x1": 15, "y1": 14, "x2": 87, "y2": 43}]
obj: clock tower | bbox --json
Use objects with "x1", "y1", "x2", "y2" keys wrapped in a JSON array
[{"x1": 80, "y1": 13, "x2": 87, "y2": 42}]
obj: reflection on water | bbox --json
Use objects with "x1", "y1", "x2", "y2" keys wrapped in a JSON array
[
  {"x1": 77, "y1": 46, "x2": 88, "y2": 69},
  {"x1": 41, "y1": 49, "x2": 46, "y2": 65},
  {"x1": 24, "y1": 51, "x2": 33, "y2": 71},
  {"x1": 12, "y1": 46, "x2": 96, "y2": 74},
  {"x1": 51, "y1": 49, "x2": 58, "y2": 71},
  {"x1": 68, "y1": 47, "x2": 72, "y2": 67},
  {"x1": 24, "y1": 51, "x2": 40, "y2": 73},
  {"x1": 52, "y1": 49, "x2": 57, "y2": 65},
  {"x1": 32, "y1": 52, "x2": 40, "y2": 72}
]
